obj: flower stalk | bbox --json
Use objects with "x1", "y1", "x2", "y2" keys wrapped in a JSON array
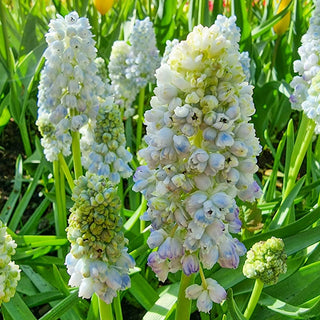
[
  {"x1": 243, "y1": 278, "x2": 264, "y2": 319},
  {"x1": 53, "y1": 159, "x2": 67, "y2": 238},
  {"x1": 243, "y1": 237, "x2": 287, "y2": 318},
  {"x1": 99, "y1": 297, "x2": 114, "y2": 320},
  {"x1": 175, "y1": 273, "x2": 196, "y2": 320},
  {"x1": 136, "y1": 87, "x2": 145, "y2": 150},
  {"x1": 283, "y1": 114, "x2": 316, "y2": 200},
  {"x1": 113, "y1": 293, "x2": 123, "y2": 320},
  {"x1": 71, "y1": 131, "x2": 83, "y2": 179}
]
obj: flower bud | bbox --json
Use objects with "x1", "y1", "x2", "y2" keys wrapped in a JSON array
[
  {"x1": 243, "y1": 237, "x2": 287, "y2": 284},
  {"x1": 93, "y1": 0, "x2": 114, "y2": 15},
  {"x1": 273, "y1": 0, "x2": 291, "y2": 36}
]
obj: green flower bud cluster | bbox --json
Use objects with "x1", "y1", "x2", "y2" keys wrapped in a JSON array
[
  {"x1": 67, "y1": 172, "x2": 125, "y2": 263},
  {"x1": 0, "y1": 222, "x2": 20, "y2": 305},
  {"x1": 81, "y1": 103, "x2": 133, "y2": 184},
  {"x1": 94, "y1": 106, "x2": 127, "y2": 151},
  {"x1": 243, "y1": 237, "x2": 287, "y2": 285},
  {"x1": 65, "y1": 173, "x2": 135, "y2": 303}
]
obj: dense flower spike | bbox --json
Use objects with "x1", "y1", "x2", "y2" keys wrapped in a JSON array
[
  {"x1": 65, "y1": 173, "x2": 135, "y2": 303},
  {"x1": 81, "y1": 100, "x2": 133, "y2": 184},
  {"x1": 0, "y1": 222, "x2": 20, "y2": 305},
  {"x1": 290, "y1": 0, "x2": 320, "y2": 133},
  {"x1": 133, "y1": 15, "x2": 261, "y2": 312},
  {"x1": 243, "y1": 237, "x2": 287, "y2": 285},
  {"x1": 37, "y1": 12, "x2": 104, "y2": 161},
  {"x1": 109, "y1": 17, "x2": 160, "y2": 118}
]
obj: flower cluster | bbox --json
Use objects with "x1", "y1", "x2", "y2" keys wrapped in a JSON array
[
  {"x1": 290, "y1": 0, "x2": 320, "y2": 133},
  {"x1": 133, "y1": 15, "x2": 261, "y2": 312},
  {"x1": 243, "y1": 237, "x2": 287, "y2": 285},
  {"x1": 65, "y1": 173, "x2": 135, "y2": 303},
  {"x1": 108, "y1": 17, "x2": 160, "y2": 118},
  {"x1": 0, "y1": 222, "x2": 20, "y2": 305},
  {"x1": 37, "y1": 12, "x2": 104, "y2": 161},
  {"x1": 81, "y1": 100, "x2": 133, "y2": 184}
]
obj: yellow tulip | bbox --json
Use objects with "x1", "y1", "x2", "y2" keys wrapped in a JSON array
[
  {"x1": 93, "y1": 0, "x2": 114, "y2": 15},
  {"x1": 273, "y1": 0, "x2": 291, "y2": 35}
]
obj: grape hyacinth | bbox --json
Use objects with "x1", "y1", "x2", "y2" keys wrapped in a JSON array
[
  {"x1": 81, "y1": 100, "x2": 133, "y2": 185},
  {"x1": 290, "y1": 0, "x2": 320, "y2": 133},
  {"x1": 0, "y1": 222, "x2": 20, "y2": 305},
  {"x1": 243, "y1": 237, "x2": 287, "y2": 285},
  {"x1": 133, "y1": 15, "x2": 261, "y2": 312},
  {"x1": 65, "y1": 173, "x2": 135, "y2": 303},
  {"x1": 109, "y1": 17, "x2": 160, "y2": 118},
  {"x1": 37, "y1": 12, "x2": 104, "y2": 161}
]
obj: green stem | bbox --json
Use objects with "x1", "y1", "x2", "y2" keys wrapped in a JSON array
[
  {"x1": 58, "y1": 153, "x2": 75, "y2": 190},
  {"x1": 175, "y1": 273, "x2": 196, "y2": 320},
  {"x1": 113, "y1": 293, "x2": 123, "y2": 320},
  {"x1": 53, "y1": 160, "x2": 67, "y2": 238},
  {"x1": 283, "y1": 114, "x2": 316, "y2": 200},
  {"x1": 136, "y1": 87, "x2": 145, "y2": 151},
  {"x1": 71, "y1": 131, "x2": 83, "y2": 179},
  {"x1": 19, "y1": 117, "x2": 32, "y2": 157},
  {"x1": 315, "y1": 135, "x2": 320, "y2": 161},
  {"x1": 139, "y1": 196, "x2": 147, "y2": 233},
  {"x1": 243, "y1": 279, "x2": 264, "y2": 319},
  {"x1": 267, "y1": 36, "x2": 281, "y2": 82},
  {"x1": 198, "y1": 0, "x2": 204, "y2": 25},
  {"x1": 60, "y1": 163, "x2": 66, "y2": 215},
  {"x1": 98, "y1": 297, "x2": 114, "y2": 320},
  {"x1": 199, "y1": 264, "x2": 207, "y2": 289}
]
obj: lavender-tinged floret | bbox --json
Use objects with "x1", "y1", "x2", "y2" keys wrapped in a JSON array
[
  {"x1": 290, "y1": 0, "x2": 320, "y2": 133},
  {"x1": 81, "y1": 102, "x2": 132, "y2": 184},
  {"x1": 133, "y1": 15, "x2": 262, "y2": 312},
  {"x1": 65, "y1": 173, "x2": 135, "y2": 303},
  {"x1": 37, "y1": 12, "x2": 104, "y2": 161},
  {"x1": 109, "y1": 17, "x2": 160, "y2": 118},
  {"x1": 0, "y1": 222, "x2": 20, "y2": 305}
]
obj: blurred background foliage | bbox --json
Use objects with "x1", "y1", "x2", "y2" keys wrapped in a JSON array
[{"x1": 1, "y1": 0, "x2": 320, "y2": 319}]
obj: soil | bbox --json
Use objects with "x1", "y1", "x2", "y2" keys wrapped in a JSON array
[{"x1": 0, "y1": 119, "x2": 24, "y2": 211}]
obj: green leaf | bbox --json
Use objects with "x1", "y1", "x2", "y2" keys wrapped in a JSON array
[
  {"x1": 231, "y1": 0, "x2": 252, "y2": 51},
  {"x1": 268, "y1": 176, "x2": 306, "y2": 230},
  {"x1": 283, "y1": 119, "x2": 294, "y2": 190},
  {"x1": 21, "y1": 265, "x2": 57, "y2": 293},
  {"x1": 143, "y1": 283, "x2": 179, "y2": 320},
  {"x1": 259, "y1": 293, "x2": 320, "y2": 318},
  {"x1": 24, "y1": 292, "x2": 65, "y2": 308},
  {"x1": 226, "y1": 289, "x2": 247, "y2": 320},
  {"x1": 18, "y1": 198, "x2": 51, "y2": 235},
  {"x1": 129, "y1": 273, "x2": 159, "y2": 310},
  {"x1": 0, "y1": 155, "x2": 23, "y2": 223},
  {"x1": 14, "y1": 235, "x2": 68, "y2": 248},
  {"x1": 2, "y1": 292, "x2": 37, "y2": 320},
  {"x1": 265, "y1": 130, "x2": 286, "y2": 202},
  {"x1": 38, "y1": 290, "x2": 80, "y2": 320},
  {"x1": 284, "y1": 225, "x2": 320, "y2": 256},
  {"x1": 155, "y1": 0, "x2": 177, "y2": 44},
  {"x1": 267, "y1": 260, "x2": 320, "y2": 303},
  {"x1": 252, "y1": 0, "x2": 293, "y2": 38},
  {"x1": 8, "y1": 161, "x2": 45, "y2": 231},
  {"x1": 0, "y1": 106, "x2": 10, "y2": 127}
]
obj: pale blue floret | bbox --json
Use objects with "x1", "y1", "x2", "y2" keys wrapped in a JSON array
[
  {"x1": 147, "y1": 229, "x2": 167, "y2": 249},
  {"x1": 182, "y1": 254, "x2": 200, "y2": 276},
  {"x1": 290, "y1": 0, "x2": 320, "y2": 133},
  {"x1": 133, "y1": 15, "x2": 261, "y2": 313},
  {"x1": 109, "y1": 17, "x2": 160, "y2": 118},
  {"x1": 158, "y1": 237, "x2": 184, "y2": 260},
  {"x1": 37, "y1": 11, "x2": 104, "y2": 161}
]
